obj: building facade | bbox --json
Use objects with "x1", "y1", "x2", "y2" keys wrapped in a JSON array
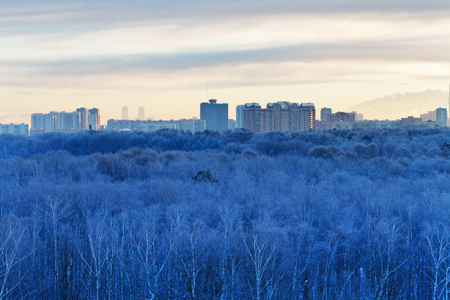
[
  {"x1": 76, "y1": 107, "x2": 88, "y2": 130},
  {"x1": 236, "y1": 105, "x2": 244, "y2": 128},
  {"x1": 176, "y1": 119, "x2": 206, "y2": 132},
  {"x1": 56, "y1": 111, "x2": 80, "y2": 132},
  {"x1": 31, "y1": 107, "x2": 100, "y2": 134},
  {"x1": 228, "y1": 119, "x2": 237, "y2": 130},
  {"x1": 88, "y1": 108, "x2": 100, "y2": 130},
  {"x1": 138, "y1": 106, "x2": 145, "y2": 120},
  {"x1": 243, "y1": 101, "x2": 315, "y2": 132},
  {"x1": 44, "y1": 112, "x2": 57, "y2": 133},
  {"x1": 400, "y1": 116, "x2": 423, "y2": 125},
  {"x1": 420, "y1": 110, "x2": 436, "y2": 122},
  {"x1": 200, "y1": 99, "x2": 228, "y2": 132},
  {"x1": 326, "y1": 112, "x2": 356, "y2": 130},
  {"x1": 0, "y1": 123, "x2": 28, "y2": 136},
  {"x1": 121, "y1": 106, "x2": 129, "y2": 120},
  {"x1": 107, "y1": 118, "x2": 206, "y2": 133},
  {"x1": 321, "y1": 107, "x2": 332, "y2": 122},
  {"x1": 436, "y1": 107, "x2": 448, "y2": 127}
]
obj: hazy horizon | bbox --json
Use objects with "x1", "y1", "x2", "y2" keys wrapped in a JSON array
[{"x1": 1, "y1": 0, "x2": 450, "y2": 124}]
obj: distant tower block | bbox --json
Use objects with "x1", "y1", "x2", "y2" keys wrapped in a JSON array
[
  {"x1": 76, "y1": 107, "x2": 88, "y2": 130},
  {"x1": 436, "y1": 107, "x2": 448, "y2": 127},
  {"x1": 236, "y1": 105, "x2": 244, "y2": 128},
  {"x1": 138, "y1": 106, "x2": 145, "y2": 120},
  {"x1": 121, "y1": 106, "x2": 129, "y2": 120},
  {"x1": 321, "y1": 107, "x2": 332, "y2": 122},
  {"x1": 200, "y1": 99, "x2": 229, "y2": 132},
  {"x1": 88, "y1": 108, "x2": 100, "y2": 130}
]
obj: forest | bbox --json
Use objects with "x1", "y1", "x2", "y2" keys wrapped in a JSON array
[{"x1": 0, "y1": 127, "x2": 449, "y2": 299}]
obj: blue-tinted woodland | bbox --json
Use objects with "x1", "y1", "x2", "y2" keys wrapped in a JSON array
[{"x1": 0, "y1": 127, "x2": 449, "y2": 299}]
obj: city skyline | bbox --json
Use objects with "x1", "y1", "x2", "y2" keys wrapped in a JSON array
[
  {"x1": 23, "y1": 100, "x2": 447, "y2": 136},
  {"x1": 1, "y1": 0, "x2": 450, "y2": 124}
]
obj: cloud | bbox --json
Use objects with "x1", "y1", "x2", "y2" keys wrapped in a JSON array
[
  {"x1": 1, "y1": 0, "x2": 450, "y2": 123},
  {"x1": 1, "y1": 0, "x2": 450, "y2": 34},
  {"x1": 1, "y1": 34, "x2": 449, "y2": 79}
]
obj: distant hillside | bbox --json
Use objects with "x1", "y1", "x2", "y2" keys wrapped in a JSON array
[{"x1": 349, "y1": 90, "x2": 448, "y2": 120}]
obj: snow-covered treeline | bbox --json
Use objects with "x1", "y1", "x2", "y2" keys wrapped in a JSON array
[{"x1": 0, "y1": 127, "x2": 449, "y2": 299}]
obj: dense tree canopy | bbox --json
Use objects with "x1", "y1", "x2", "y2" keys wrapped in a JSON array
[{"x1": 0, "y1": 127, "x2": 449, "y2": 299}]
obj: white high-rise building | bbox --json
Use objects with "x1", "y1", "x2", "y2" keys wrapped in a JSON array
[
  {"x1": 31, "y1": 113, "x2": 45, "y2": 134},
  {"x1": 88, "y1": 108, "x2": 100, "y2": 130},
  {"x1": 31, "y1": 107, "x2": 100, "y2": 134},
  {"x1": 76, "y1": 107, "x2": 88, "y2": 130},
  {"x1": 121, "y1": 106, "x2": 129, "y2": 120},
  {"x1": 44, "y1": 112, "x2": 57, "y2": 133},
  {"x1": 138, "y1": 106, "x2": 145, "y2": 120}
]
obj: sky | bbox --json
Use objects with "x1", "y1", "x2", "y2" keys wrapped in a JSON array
[{"x1": 1, "y1": 0, "x2": 450, "y2": 124}]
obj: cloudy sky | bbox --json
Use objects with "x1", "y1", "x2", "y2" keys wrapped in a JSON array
[{"x1": 1, "y1": 0, "x2": 450, "y2": 124}]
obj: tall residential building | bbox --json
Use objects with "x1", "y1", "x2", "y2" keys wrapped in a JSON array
[
  {"x1": 56, "y1": 112, "x2": 65, "y2": 131},
  {"x1": 200, "y1": 99, "x2": 228, "y2": 132},
  {"x1": 321, "y1": 107, "x2": 332, "y2": 122},
  {"x1": 68, "y1": 112, "x2": 80, "y2": 131},
  {"x1": 88, "y1": 108, "x2": 100, "y2": 130},
  {"x1": 243, "y1": 101, "x2": 315, "y2": 132},
  {"x1": 31, "y1": 113, "x2": 45, "y2": 135},
  {"x1": 44, "y1": 112, "x2": 58, "y2": 133},
  {"x1": 236, "y1": 105, "x2": 244, "y2": 128},
  {"x1": 31, "y1": 107, "x2": 100, "y2": 134},
  {"x1": 243, "y1": 103, "x2": 262, "y2": 132},
  {"x1": 56, "y1": 111, "x2": 80, "y2": 132},
  {"x1": 436, "y1": 107, "x2": 448, "y2": 127},
  {"x1": 31, "y1": 112, "x2": 58, "y2": 135},
  {"x1": 76, "y1": 107, "x2": 88, "y2": 130},
  {"x1": 300, "y1": 103, "x2": 316, "y2": 131},
  {"x1": 138, "y1": 106, "x2": 145, "y2": 120},
  {"x1": 121, "y1": 106, "x2": 129, "y2": 120}
]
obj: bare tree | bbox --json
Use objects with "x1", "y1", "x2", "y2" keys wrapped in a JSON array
[
  {"x1": 0, "y1": 215, "x2": 32, "y2": 300},
  {"x1": 77, "y1": 211, "x2": 115, "y2": 300},
  {"x1": 41, "y1": 196, "x2": 73, "y2": 299},
  {"x1": 242, "y1": 230, "x2": 281, "y2": 300},
  {"x1": 424, "y1": 223, "x2": 450, "y2": 300},
  {"x1": 172, "y1": 221, "x2": 207, "y2": 299},
  {"x1": 131, "y1": 214, "x2": 173, "y2": 299}
]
